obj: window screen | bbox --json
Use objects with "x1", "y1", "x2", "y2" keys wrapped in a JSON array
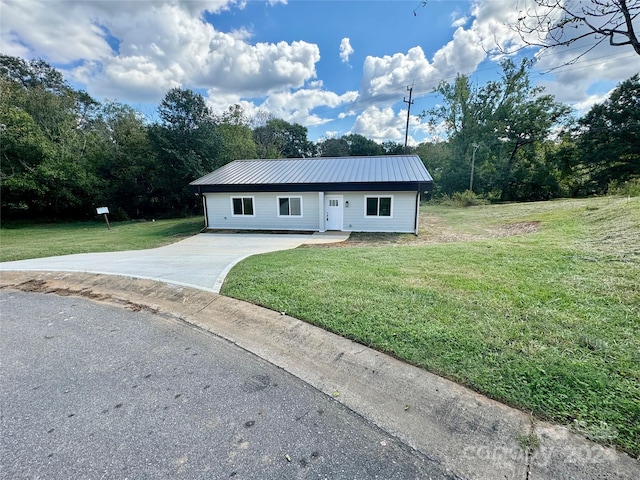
[
  {"x1": 278, "y1": 197, "x2": 302, "y2": 216},
  {"x1": 366, "y1": 196, "x2": 392, "y2": 216},
  {"x1": 366, "y1": 197, "x2": 378, "y2": 216},
  {"x1": 379, "y1": 197, "x2": 391, "y2": 216},
  {"x1": 232, "y1": 197, "x2": 254, "y2": 215}
]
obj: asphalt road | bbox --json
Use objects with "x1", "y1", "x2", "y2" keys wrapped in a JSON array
[{"x1": 0, "y1": 290, "x2": 454, "y2": 479}]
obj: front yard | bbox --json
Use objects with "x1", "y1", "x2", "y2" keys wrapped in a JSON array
[{"x1": 222, "y1": 196, "x2": 640, "y2": 457}]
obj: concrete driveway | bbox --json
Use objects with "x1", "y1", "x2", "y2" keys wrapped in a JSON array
[{"x1": 0, "y1": 232, "x2": 349, "y2": 293}]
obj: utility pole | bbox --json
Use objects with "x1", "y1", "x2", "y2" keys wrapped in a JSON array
[
  {"x1": 470, "y1": 143, "x2": 479, "y2": 192},
  {"x1": 403, "y1": 85, "x2": 414, "y2": 154}
]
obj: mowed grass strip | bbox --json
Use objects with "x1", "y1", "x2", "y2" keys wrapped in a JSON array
[
  {"x1": 222, "y1": 196, "x2": 640, "y2": 456},
  {"x1": 0, "y1": 217, "x2": 204, "y2": 262}
]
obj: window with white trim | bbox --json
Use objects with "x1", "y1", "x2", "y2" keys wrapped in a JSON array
[
  {"x1": 365, "y1": 196, "x2": 392, "y2": 217},
  {"x1": 278, "y1": 196, "x2": 302, "y2": 216},
  {"x1": 231, "y1": 196, "x2": 254, "y2": 216}
]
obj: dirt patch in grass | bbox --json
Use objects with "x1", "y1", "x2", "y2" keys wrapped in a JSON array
[
  {"x1": 316, "y1": 218, "x2": 541, "y2": 248},
  {"x1": 493, "y1": 221, "x2": 540, "y2": 237}
]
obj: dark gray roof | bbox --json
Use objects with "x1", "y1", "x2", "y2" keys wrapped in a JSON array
[{"x1": 190, "y1": 155, "x2": 433, "y2": 193}]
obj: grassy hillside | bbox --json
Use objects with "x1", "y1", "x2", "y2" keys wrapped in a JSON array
[{"x1": 222, "y1": 196, "x2": 640, "y2": 456}]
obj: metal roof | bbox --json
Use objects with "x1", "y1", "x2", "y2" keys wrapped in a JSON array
[{"x1": 190, "y1": 155, "x2": 433, "y2": 192}]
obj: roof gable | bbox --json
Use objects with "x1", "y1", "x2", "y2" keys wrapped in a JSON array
[{"x1": 190, "y1": 155, "x2": 433, "y2": 193}]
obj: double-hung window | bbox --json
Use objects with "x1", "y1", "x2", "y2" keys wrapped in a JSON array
[
  {"x1": 365, "y1": 196, "x2": 392, "y2": 217},
  {"x1": 231, "y1": 197, "x2": 254, "y2": 216},
  {"x1": 278, "y1": 196, "x2": 302, "y2": 217}
]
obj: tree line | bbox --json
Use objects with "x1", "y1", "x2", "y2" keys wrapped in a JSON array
[
  {"x1": 1, "y1": 54, "x2": 638, "y2": 221},
  {"x1": 414, "y1": 59, "x2": 639, "y2": 201},
  {"x1": 0, "y1": 54, "x2": 407, "y2": 221}
]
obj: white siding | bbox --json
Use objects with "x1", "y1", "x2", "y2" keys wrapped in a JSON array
[
  {"x1": 205, "y1": 192, "x2": 320, "y2": 231},
  {"x1": 336, "y1": 191, "x2": 417, "y2": 233},
  {"x1": 204, "y1": 190, "x2": 418, "y2": 233}
]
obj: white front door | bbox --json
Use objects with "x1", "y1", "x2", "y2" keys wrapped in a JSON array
[{"x1": 325, "y1": 195, "x2": 343, "y2": 231}]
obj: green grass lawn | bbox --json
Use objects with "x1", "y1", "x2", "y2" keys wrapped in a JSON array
[
  {"x1": 0, "y1": 217, "x2": 204, "y2": 262},
  {"x1": 221, "y1": 196, "x2": 640, "y2": 456}
]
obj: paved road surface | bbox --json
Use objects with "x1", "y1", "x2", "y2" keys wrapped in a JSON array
[{"x1": 0, "y1": 290, "x2": 453, "y2": 479}]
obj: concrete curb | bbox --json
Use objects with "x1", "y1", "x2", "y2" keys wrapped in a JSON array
[{"x1": 1, "y1": 271, "x2": 638, "y2": 480}]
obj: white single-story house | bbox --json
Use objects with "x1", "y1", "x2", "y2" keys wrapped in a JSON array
[{"x1": 189, "y1": 155, "x2": 433, "y2": 234}]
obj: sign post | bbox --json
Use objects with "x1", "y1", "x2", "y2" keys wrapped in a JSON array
[{"x1": 96, "y1": 207, "x2": 110, "y2": 230}]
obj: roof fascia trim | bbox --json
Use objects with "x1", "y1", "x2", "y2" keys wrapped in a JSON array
[{"x1": 190, "y1": 181, "x2": 433, "y2": 194}]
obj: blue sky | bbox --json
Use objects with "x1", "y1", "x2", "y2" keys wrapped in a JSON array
[{"x1": 2, "y1": 0, "x2": 638, "y2": 144}]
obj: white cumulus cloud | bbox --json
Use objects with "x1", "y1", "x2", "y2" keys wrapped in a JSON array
[
  {"x1": 351, "y1": 105, "x2": 423, "y2": 145},
  {"x1": 451, "y1": 15, "x2": 469, "y2": 28},
  {"x1": 354, "y1": 0, "x2": 638, "y2": 142},
  {"x1": 261, "y1": 88, "x2": 359, "y2": 126},
  {"x1": 340, "y1": 37, "x2": 354, "y2": 63},
  {"x1": 1, "y1": 0, "x2": 320, "y2": 104},
  {"x1": 3, "y1": 0, "x2": 636, "y2": 144},
  {"x1": 360, "y1": 47, "x2": 436, "y2": 102}
]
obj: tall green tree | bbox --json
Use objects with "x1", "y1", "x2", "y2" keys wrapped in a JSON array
[
  {"x1": 425, "y1": 59, "x2": 570, "y2": 200},
  {"x1": 414, "y1": 140, "x2": 453, "y2": 196},
  {"x1": 0, "y1": 54, "x2": 68, "y2": 93},
  {"x1": 0, "y1": 55, "x2": 99, "y2": 218},
  {"x1": 342, "y1": 134, "x2": 384, "y2": 156},
  {"x1": 0, "y1": 84, "x2": 53, "y2": 214},
  {"x1": 89, "y1": 101, "x2": 155, "y2": 219},
  {"x1": 317, "y1": 137, "x2": 350, "y2": 157},
  {"x1": 577, "y1": 74, "x2": 640, "y2": 192},
  {"x1": 488, "y1": 59, "x2": 570, "y2": 200},
  {"x1": 148, "y1": 87, "x2": 222, "y2": 215},
  {"x1": 216, "y1": 104, "x2": 257, "y2": 163},
  {"x1": 382, "y1": 141, "x2": 406, "y2": 155},
  {"x1": 422, "y1": 74, "x2": 484, "y2": 194},
  {"x1": 253, "y1": 118, "x2": 314, "y2": 158}
]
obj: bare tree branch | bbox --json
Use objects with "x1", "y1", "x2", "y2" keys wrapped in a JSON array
[{"x1": 510, "y1": 0, "x2": 640, "y2": 60}]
